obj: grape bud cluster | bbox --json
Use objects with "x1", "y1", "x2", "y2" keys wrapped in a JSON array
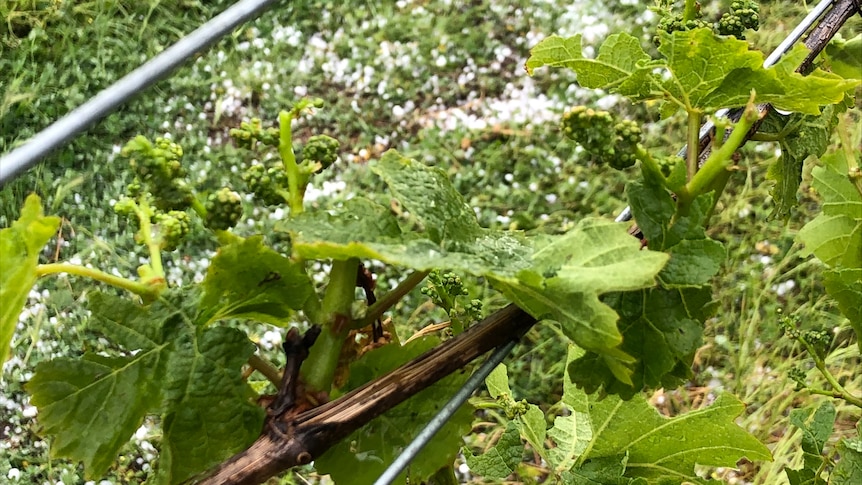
[
  {"x1": 229, "y1": 118, "x2": 280, "y2": 149},
  {"x1": 154, "y1": 210, "x2": 191, "y2": 251},
  {"x1": 561, "y1": 106, "x2": 642, "y2": 170},
  {"x1": 717, "y1": 0, "x2": 760, "y2": 38},
  {"x1": 302, "y1": 135, "x2": 341, "y2": 172},
  {"x1": 205, "y1": 188, "x2": 243, "y2": 231},
  {"x1": 122, "y1": 136, "x2": 194, "y2": 211},
  {"x1": 242, "y1": 164, "x2": 290, "y2": 206}
]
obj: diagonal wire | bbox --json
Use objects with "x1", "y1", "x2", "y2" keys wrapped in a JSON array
[
  {"x1": 0, "y1": 0, "x2": 281, "y2": 187},
  {"x1": 372, "y1": 338, "x2": 519, "y2": 485}
]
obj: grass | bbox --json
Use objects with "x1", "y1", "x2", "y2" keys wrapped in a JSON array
[{"x1": 1, "y1": 0, "x2": 860, "y2": 483}]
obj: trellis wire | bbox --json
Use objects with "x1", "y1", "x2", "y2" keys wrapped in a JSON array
[
  {"x1": 372, "y1": 338, "x2": 519, "y2": 485},
  {"x1": 0, "y1": 0, "x2": 280, "y2": 187},
  {"x1": 614, "y1": 0, "x2": 836, "y2": 224}
]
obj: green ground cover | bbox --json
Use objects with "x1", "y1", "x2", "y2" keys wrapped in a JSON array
[{"x1": 1, "y1": 0, "x2": 859, "y2": 483}]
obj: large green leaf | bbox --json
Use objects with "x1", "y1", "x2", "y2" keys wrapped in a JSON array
[
  {"x1": 200, "y1": 235, "x2": 314, "y2": 326},
  {"x1": 27, "y1": 290, "x2": 264, "y2": 483},
  {"x1": 314, "y1": 336, "x2": 473, "y2": 484},
  {"x1": 27, "y1": 353, "x2": 161, "y2": 476},
  {"x1": 0, "y1": 194, "x2": 61, "y2": 363},
  {"x1": 280, "y1": 151, "x2": 534, "y2": 277},
  {"x1": 524, "y1": 33, "x2": 651, "y2": 89},
  {"x1": 495, "y1": 218, "x2": 668, "y2": 362},
  {"x1": 585, "y1": 393, "x2": 772, "y2": 483},
  {"x1": 568, "y1": 179, "x2": 721, "y2": 395},
  {"x1": 526, "y1": 30, "x2": 857, "y2": 117},
  {"x1": 468, "y1": 346, "x2": 769, "y2": 484},
  {"x1": 284, "y1": 152, "x2": 669, "y2": 369}
]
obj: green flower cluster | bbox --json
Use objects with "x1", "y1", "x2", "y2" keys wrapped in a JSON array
[
  {"x1": 302, "y1": 134, "x2": 340, "y2": 171},
  {"x1": 204, "y1": 187, "x2": 243, "y2": 231},
  {"x1": 122, "y1": 135, "x2": 194, "y2": 211},
  {"x1": 229, "y1": 118, "x2": 280, "y2": 149},
  {"x1": 717, "y1": 0, "x2": 760, "y2": 38},
  {"x1": 241, "y1": 164, "x2": 290, "y2": 206},
  {"x1": 654, "y1": 0, "x2": 759, "y2": 43},
  {"x1": 561, "y1": 106, "x2": 643, "y2": 170}
]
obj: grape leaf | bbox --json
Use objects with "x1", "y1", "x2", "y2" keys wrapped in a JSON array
[
  {"x1": 283, "y1": 152, "x2": 669, "y2": 370},
  {"x1": 561, "y1": 455, "x2": 634, "y2": 485},
  {"x1": 760, "y1": 109, "x2": 835, "y2": 220},
  {"x1": 524, "y1": 33, "x2": 651, "y2": 89},
  {"x1": 486, "y1": 363, "x2": 511, "y2": 399},
  {"x1": 547, "y1": 346, "x2": 592, "y2": 473},
  {"x1": 833, "y1": 422, "x2": 862, "y2": 484},
  {"x1": 0, "y1": 194, "x2": 61, "y2": 363},
  {"x1": 568, "y1": 179, "x2": 721, "y2": 395},
  {"x1": 823, "y1": 268, "x2": 862, "y2": 342},
  {"x1": 27, "y1": 290, "x2": 264, "y2": 483},
  {"x1": 314, "y1": 336, "x2": 473, "y2": 484},
  {"x1": 463, "y1": 421, "x2": 523, "y2": 480},
  {"x1": 789, "y1": 401, "x2": 836, "y2": 456},
  {"x1": 518, "y1": 404, "x2": 548, "y2": 461},
  {"x1": 785, "y1": 401, "x2": 836, "y2": 485},
  {"x1": 27, "y1": 353, "x2": 161, "y2": 476},
  {"x1": 823, "y1": 34, "x2": 862, "y2": 81},
  {"x1": 279, "y1": 151, "x2": 534, "y2": 277},
  {"x1": 200, "y1": 235, "x2": 314, "y2": 326},
  {"x1": 798, "y1": 149, "x2": 862, "y2": 348},
  {"x1": 526, "y1": 30, "x2": 857, "y2": 117},
  {"x1": 495, "y1": 217, "x2": 669, "y2": 366},
  {"x1": 584, "y1": 393, "x2": 771, "y2": 483}
]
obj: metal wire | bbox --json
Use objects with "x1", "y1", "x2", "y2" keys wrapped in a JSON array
[
  {"x1": 0, "y1": 0, "x2": 281, "y2": 187},
  {"x1": 372, "y1": 338, "x2": 519, "y2": 485},
  {"x1": 614, "y1": 0, "x2": 835, "y2": 223}
]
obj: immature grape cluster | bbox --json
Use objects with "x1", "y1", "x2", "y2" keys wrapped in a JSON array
[
  {"x1": 717, "y1": 0, "x2": 760, "y2": 38},
  {"x1": 229, "y1": 118, "x2": 280, "y2": 149},
  {"x1": 122, "y1": 136, "x2": 194, "y2": 211},
  {"x1": 154, "y1": 210, "x2": 191, "y2": 251},
  {"x1": 561, "y1": 106, "x2": 642, "y2": 170},
  {"x1": 204, "y1": 187, "x2": 243, "y2": 231},
  {"x1": 302, "y1": 135, "x2": 341, "y2": 171},
  {"x1": 242, "y1": 164, "x2": 290, "y2": 206},
  {"x1": 421, "y1": 271, "x2": 469, "y2": 308},
  {"x1": 654, "y1": 0, "x2": 760, "y2": 43}
]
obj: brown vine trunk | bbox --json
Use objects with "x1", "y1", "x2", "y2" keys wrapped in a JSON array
[{"x1": 195, "y1": 304, "x2": 536, "y2": 484}]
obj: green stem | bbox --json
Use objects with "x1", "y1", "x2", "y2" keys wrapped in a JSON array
[
  {"x1": 359, "y1": 270, "x2": 429, "y2": 328},
  {"x1": 135, "y1": 200, "x2": 164, "y2": 278},
  {"x1": 635, "y1": 145, "x2": 666, "y2": 186},
  {"x1": 278, "y1": 110, "x2": 304, "y2": 216},
  {"x1": 685, "y1": 111, "x2": 702, "y2": 181},
  {"x1": 300, "y1": 258, "x2": 360, "y2": 394},
  {"x1": 801, "y1": 338, "x2": 862, "y2": 408},
  {"x1": 190, "y1": 197, "x2": 207, "y2": 219},
  {"x1": 685, "y1": 101, "x2": 759, "y2": 203},
  {"x1": 248, "y1": 354, "x2": 282, "y2": 390},
  {"x1": 683, "y1": 0, "x2": 698, "y2": 22},
  {"x1": 36, "y1": 263, "x2": 160, "y2": 298}
]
